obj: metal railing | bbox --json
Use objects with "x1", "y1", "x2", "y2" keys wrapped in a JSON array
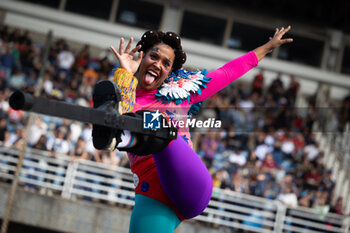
[
  {"x1": 0, "y1": 145, "x2": 349, "y2": 233},
  {"x1": 315, "y1": 120, "x2": 350, "y2": 216}
]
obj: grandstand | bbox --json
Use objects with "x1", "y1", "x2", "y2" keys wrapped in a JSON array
[{"x1": 0, "y1": 0, "x2": 349, "y2": 232}]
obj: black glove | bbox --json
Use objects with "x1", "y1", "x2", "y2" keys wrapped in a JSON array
[{"x1": 120, "y1": 111, "x2": 177, "y2": 156}]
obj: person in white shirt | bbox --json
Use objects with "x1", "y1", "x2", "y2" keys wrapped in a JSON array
[
  {"x1": 303, "y1": 143, "x2": 320, "y2": 161},
  {"x1": 46, "y1": 127, "x2": 70, "y2": 155},
  {"x1": 0, "y1": 90, "x2": 10, "y2": 115},
  {"x1": 228, "y1": 149, "x2": 247, "y2": 167},
  {"x1": 281, "y1": 138, "x2": 295, "y2": 155},
  {"x1": 27, "y1": 116, "x2": 48, "y2": 147},
  {"x1": 57, "y1": 44, "x2": 75, "y2": 70},
  {"x1": 56, "y1": 44, "x2": 75, "y2": 83},
  {"x1": 254, "y1": 134, "x2": 275, "y2": 161},
  {"x1": 276, "y1": 185, "x2": 298, "y2": 208},
  {"x1": 69, "y1": 121, "x2": 83, "y2": 143}
]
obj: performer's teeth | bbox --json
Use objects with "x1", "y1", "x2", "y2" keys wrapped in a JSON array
[{"x1": 148, "y1": 71, "x2": 157, "y2": 78}]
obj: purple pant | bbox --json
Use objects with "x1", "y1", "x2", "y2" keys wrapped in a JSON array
[{"x1": 153, "y1": 135, "x2": 213, "y2": 219}]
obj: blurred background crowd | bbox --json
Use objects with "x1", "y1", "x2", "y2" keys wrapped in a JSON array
[{"x1": 0, "y1": 26, "x2": 348, "y2": 215}]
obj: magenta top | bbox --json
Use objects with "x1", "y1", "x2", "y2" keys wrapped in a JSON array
[{"x1": 129, "y1": 51, "x2": 258, "y2": 167}]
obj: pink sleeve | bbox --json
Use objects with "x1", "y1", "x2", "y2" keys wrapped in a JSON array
[{"x1": 191, "y1": 51, "x2": 258, "y2": 103}]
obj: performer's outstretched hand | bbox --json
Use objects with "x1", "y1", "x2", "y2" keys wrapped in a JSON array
[
  {"x1": 253, "y1": 25, "x2": 293, "y2": 61},
  {"x1": 267, "y1": 26, "x2": 293, "y2": 51},
  {"x1": 110, "y1": 37, "x2": 143, "y2": 75}
]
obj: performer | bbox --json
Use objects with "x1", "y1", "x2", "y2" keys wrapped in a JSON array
[{"x1": 92, "y1": 27, "x2": 293, "y2": 233}]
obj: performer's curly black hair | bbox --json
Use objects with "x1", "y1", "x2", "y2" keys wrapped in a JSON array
[{"x1": 137, "y1": 30, "x2": 186, "y2": 70}]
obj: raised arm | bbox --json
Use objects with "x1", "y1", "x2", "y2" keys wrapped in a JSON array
[
  {"x1": 191, "y1": 51, "x2": 258, "y2": 103},
  {"x1": 110, "y1": 38, "x2": 142, "y2": 113},
  {"x1": 191, "y1": 26, "x2": 293, "y2": 103}
]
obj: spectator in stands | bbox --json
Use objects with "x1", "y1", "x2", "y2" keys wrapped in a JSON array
[
  {"x1": 27, "y1": 116, "x2": 48, "y2": 147},
  {"x1": 83, "y1": 139, "x2": 97, "y2": 162},
  {"x1": 117, "y1": 151, "x2": 130, "y2": 169},
  {"x1": 56, "y1": 43, "x2": 75, "y2": 81},
  {"x1": 51, "y1": 72, "x2": 66, "y2": 100},
  {"x1": 24, "y1": 70, "x2": 38, "y2": 94},
  {"x1": 75, "y1": 44, "x2": 90, "y2": 71},
  {"x1": 46, "y1": 126, "x2": 70, "y2": 156},
  {"x1": 17, "y1": 29, "x2": 32, "y2": 57},
  {"x1": 229, "y1": 169, "x2": 250, "y2": 193},
  {"x1": 48, "y1": 46, "x2": 58, "y2": 67},
  {"x1": 261, "y1": 152, "x2": 278, "y2": 176},
  {"x1": 252, "y1": 69, "x2": 264, "y2": 96},
  {"x1": 321, "y1": 169, "x2": 335, "y2": 203},
  {"x1": 82, "y1": 64, "x2": 98, "y2": 87},
  {"x1": 278, "y1": 172, "x2": 298, "y2": 192},
  {"x1": 280, "y1": 133, "x2": 296, "y2": 169},
  {"x1": 240, "y1": 94, "x2": 256, "y2": 132},
  {"x1": 0, "y1": 116, "x2": 10, "y2": 175},
  {"x1": 99, "y1": 56, "x2": 114, "y2": 79},
  {"x1": 272, "y1": 138, "x2": 284, "y2": 167},
  {"x1": 0, "y1": 71, "x2": 8, "y2": 90},
  {"x1": 65, "y1": 75, "x2": 80, "y2": 102},
  {"x1": 101, "y1": 151, "x2": 120, "y2": 166},
  {"x1": 254, "y1": 135, "x2": 274, "y2": 161},
  {"x1": 32, "y1": 135, "x2": 48, "y2": 151},
  {"x1": 0, "y1": 25, "x2": 9, "y2": 41},
  {"x1": 298, "y1": 190, "x2": 314, "y2": 207},
  {"x1": 269, "y1": 72, "x2": 284, "y2": 102},
  {"x1": 0, "y1": 43, "x2": 16, "y2": 81},
  {"x1": 69, "y1": 120, "x2": 83, "y2": 145},
  {"x1": 0, "y1": 89, "x2": 10, "y2": 116},
  {"x1": 276, "y1": 185, "x2": 298, "y2": 208},
  {"x1": 5, "y1": 125, "x2": 24, "y2": 148},
  {"x1": 304, "y1": 165, "x2": 322, "y2": 190},
  {"x1": 285, "y1": 75, "x2": 299, "y2": 107},
  {"x1": 224, "y1": 124, "x2": 249, "y2": 151},
  {"x1": 214, "y1": 92, "x2": 231, "y2": 122},
  {"x1": 228, "y1": 101, "x2": 246, "y2": 133},
  {"x1": 292, "y1": 132, "x2": 305, "y2": 158},
  {"x1": 303, "y1": 141, "x2": 320, "y2": 161},
  {"x1": 8, "y1": 67, "x2": 26, "y2": 90},
  {"x1": 78, "y1": 70, "x2": 94, "y2": 101},
  {"x1": 228, "y1": 147, "x2": 247, "y2": 168},
  {"x1": 42, "y1": 71, "x2": 54, "y2": 96},
  {"x1": 329, "y1": 197, "x2": 345, "y2": 215},
  {"x1": 253, "y1": 170, "x2": 269, "y2": 197},
  {"x1": 312, "y1": 188, "x2": 330, "y2": 216},
  {"x1": 200, "y1": 96, "x2": 218, "y2": 120},
  {"x1": 8, "y1": 28, "x2": 21, "y2": 43},
  {"x1": 338, "y1": 95, "x2": 350, "y2": 131},
  {"x1": 21, "y1": 43, "x2": 40, "y2": 74},
  {"x1": 70, "y1": 137, "x2": 89, "y2": 162},
  {"x1": 0, "y1": 117, "x2": 7, "y2": 142},
  {"x1": 200, "y1": 132, "x2": 219, "y2": 168},
  {"x1": 80, "y1": 124, "x2": 96, "y2": 158},
  {"x1": 219, "y1": 168, "x2": 230, "y2": 189}
]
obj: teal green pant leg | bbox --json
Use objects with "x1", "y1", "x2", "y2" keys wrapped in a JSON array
[{"x1": 129, "y1": 194, "x2": 181, "y2": 233}]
